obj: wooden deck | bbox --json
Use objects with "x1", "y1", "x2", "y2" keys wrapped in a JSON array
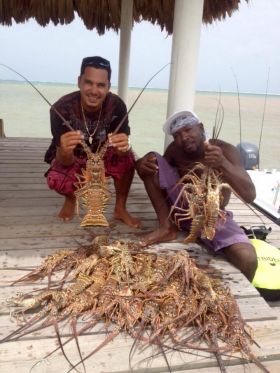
[{"x1": 0, "y1": 137, "x2": 279, "y2": 373}]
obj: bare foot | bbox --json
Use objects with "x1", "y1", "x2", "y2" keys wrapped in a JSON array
[
  {"x1": 139, "y1": 226, "x2": 177, "y2": 247},
  {"x1": 114, "y1": 209, "x2": 141, "y2": 228},
  {"x1": 58, "y1": 196, "x2": 76, "y2": 221}
]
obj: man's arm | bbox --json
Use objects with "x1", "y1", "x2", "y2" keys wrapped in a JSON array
[
  {"x1": 204, "y1": 140, "x2": 256, "y2": 203},
  {"x1": 56, "y1": 131, "x2": 83, "y2": 166},
  {"x1": 50, "y1": 108, "x2": 83, "y2": 166},
  {"x1": 107, "y1": 94, "x2": 132, "y2": 156},
  {"x1": 107, "y1": 132, "x2": 131, "y2": 155}
]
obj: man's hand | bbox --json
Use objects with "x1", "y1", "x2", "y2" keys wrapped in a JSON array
[
  {"x1": 57, "y1": 131, "x2": 83, "y2": 166},
  {"x1": 136, "y1": 153, "x2": 158, "y2": 177},
  {"x1": 204, "y1": 141, "x2": 227, "y2": 169},
  {"x1": 108, "y1": 133, "x2": 130, "y2": 153},
  {"x1": 60, "y1": 131, "x2": 83, "y2": 155}
]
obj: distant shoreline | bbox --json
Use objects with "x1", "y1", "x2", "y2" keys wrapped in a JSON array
[
  {"x1": 0, "y1": 82, "x2": 279, "y2": 168},
  {"x1": 0, "y1": 79, "x2": 279, "y2": 97}
]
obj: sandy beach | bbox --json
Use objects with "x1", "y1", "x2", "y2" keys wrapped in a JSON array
[{"x1": 0, "y1": 81, "x2": 279, "y2": 168}]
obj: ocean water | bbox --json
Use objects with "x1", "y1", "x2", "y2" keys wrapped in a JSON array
[{"x1": 0, "y1": 81, "x2": 279, "y2": 169}]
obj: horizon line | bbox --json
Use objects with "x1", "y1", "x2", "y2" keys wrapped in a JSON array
[{"x1": 0, "y1": 79, "x2": 279, "y2": 97}]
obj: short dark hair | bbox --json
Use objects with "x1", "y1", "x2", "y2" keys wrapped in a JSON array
[{"x1": 80, "y1": 56, "x2": 111, "y2": 81}]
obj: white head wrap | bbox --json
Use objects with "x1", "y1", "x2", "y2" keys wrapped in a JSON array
[{"x1": 163, "y1": 110, "x2": 200, "y2": 135}]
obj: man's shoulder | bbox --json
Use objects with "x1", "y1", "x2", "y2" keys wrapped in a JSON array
[
  {"x1": 53, "y1": 91, "x2": 80, "y2": 108},
  {"x1": 104, "y1": 92, "x2": 127, "y2": 122},
  {"x1": 106, "y1": 92, "x2": 125, "y2": 107}
]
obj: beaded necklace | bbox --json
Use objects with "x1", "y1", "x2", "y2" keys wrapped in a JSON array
[{"x1": 81, "y1": 102, "x2": 102, "y2": 145}]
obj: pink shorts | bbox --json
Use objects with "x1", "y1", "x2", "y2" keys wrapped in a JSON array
[{"x1": 45, "y1": 147, "x2": 135, "y2": 196}]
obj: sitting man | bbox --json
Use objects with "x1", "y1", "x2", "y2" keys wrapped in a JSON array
[
  {"x1": 44, "y1": 56, "x2": 140, "y2": 228},
  {"x1": 136, "y1": 110, "x2": 257, "y2": 281}
]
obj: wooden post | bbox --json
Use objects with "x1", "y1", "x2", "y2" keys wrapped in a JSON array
[
  {"x1": 0, "y1": 119, "x2": 5, "y2": 138},
  {"x1": 165, "y1": 0, "x2": 204, "y2": 149},
  {"x1": 117, "y1": 0, "x2": 133, "y2": 104}
]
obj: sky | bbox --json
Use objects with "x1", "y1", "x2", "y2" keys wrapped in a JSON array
[{"x1": 0, "y1": 0, "x2": 279, "y2": 94}]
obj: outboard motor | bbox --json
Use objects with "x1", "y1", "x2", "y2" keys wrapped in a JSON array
[{"x1": 236, "y1": 142, "x2": 259, "y2": 170}]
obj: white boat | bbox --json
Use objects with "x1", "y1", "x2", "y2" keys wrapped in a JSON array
[{"x1": 247, "y1": 169, "x2": 280, "y2": 225}]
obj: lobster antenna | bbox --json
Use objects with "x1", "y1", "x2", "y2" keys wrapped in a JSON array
[
  {"x1": 112, "y1": 62, "x2": 170, "y2": 134},
  {"x1": 258, "y1": 67, "x2": 270, "y2": 170},
  {"x1": 213, "y1": 88, "x2": 221, "y2": 138},
  {"x1": 212, "y1": 88, "x2": 224, "y2": 139},
  {"x1": 0, "y1": 63, "x2": 75, "y2": 132},
  {"x1": 231, "y1": 68, "x2": 242, "y2": 149},
  {"x1": 214, "y1": 103, "x2": 224, "y2": 140}
]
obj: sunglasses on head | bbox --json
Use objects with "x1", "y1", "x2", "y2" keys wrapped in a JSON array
[
  {"x1": 85, "y1": 59, "x2": 110, "y2": 68},
  {"x1": 81, "y1": 56, "x2": 111, "y2": 79}
]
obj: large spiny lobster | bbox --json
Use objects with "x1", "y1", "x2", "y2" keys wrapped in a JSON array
[
  {"x1": 74, "y1": 142, "x2": 111, "y2": 227},
  {"x1": 3, "y1": 237, "x2": 269, "y2": 373},
  {"x1": 170, "y1": 163, "x2": 229, "y2": 243}
]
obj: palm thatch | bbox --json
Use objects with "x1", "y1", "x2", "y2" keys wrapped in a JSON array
[{"x1": 0, "y1": 0, "x2": 248, "y2": 35}]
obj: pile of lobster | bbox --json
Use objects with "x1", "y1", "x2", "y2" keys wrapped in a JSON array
[{"x1": 3, "y1": 236, "x2": 268, "y2": 372}]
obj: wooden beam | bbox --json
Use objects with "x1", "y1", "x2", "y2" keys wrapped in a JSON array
[
  {"x1": 117, "y1": 0, "x2": 133, "y2": 103},
  {"x1": 0, "y1": 119, "x2": 5, "y2": 138},
  {"x1": 165, "y1": 0, "x2": 204, "y2": 149}
]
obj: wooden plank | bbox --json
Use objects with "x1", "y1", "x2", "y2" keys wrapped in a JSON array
[
  {"x1": 0, "y1": 172, "x2": 47, "y2": 178},
  {"x1": 0, "y1": 196, "x2": 154, "y2": 207},
  {"x1": 0, "y1": 190, "x2": 61, "y2": 198},
  {"x1": 0, "y1": 146, "x2": 46, "y2": 151},
  {"x1": 0, "y1": 215, "x2": 277, "y2": 242},
  {"x1": 0, "y1": 177, "x2": 46, "y2": 184},
  {"x1": 0, "y1": 185, "x2": 145, "y2": 196},
  {"x1": 0, "y1": 235, "x2": 95, "y2": 250},
  {"x1": 0, "y1": 205, "x2": 155, "y2": 217},
  {"x1": 172, "y1": 362, "x2": 280, "y2": 373},
  {"x1": 0, "y1": 320, "x2": 279, "y2": 373},
  {"x1": 0, "y1": 213, "x2": 157, "y2": 227},
  {"x1": 0, "y1": 137, "x2": 51, "y2": 145},
  {"x1": 0, "y1": 185, "x2": 149, "y2": 198},
  {"x1": 0, "y1": 137, "x2": 50, "y2": 142},
  {"x1": 0, "y1": 184, "x2": 55, "y2": 191},
  {"x1": 0, "y1": 153, "x2": 44, "y2": 158},
  {"x1": 0, "y1": 220, "x2": 151, "y2": 238},
  {"x1": 0, "y1": 177, "x2": 145, "y2": 185},
  {"x1": 0, "y1": 190, "x2": 127, "y2": 204},
  {"x1": 0, "y1": 165, "x2": 48, "y2": 171}
]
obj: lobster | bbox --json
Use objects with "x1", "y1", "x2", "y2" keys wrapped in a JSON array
[{"x1": 170, "y1": 163, "x2": 229, "y2": 243}]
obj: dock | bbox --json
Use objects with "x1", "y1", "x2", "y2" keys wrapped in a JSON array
[{"x1": 0, "y1": 137, "x2": 279, "y2": 373}]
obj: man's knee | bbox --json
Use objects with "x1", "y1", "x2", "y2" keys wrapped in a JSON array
[
  {"x1": 46, "y1": 159, "x2": 83, "y2": 196},
  {"x1": 135, "y1": 152, "x2": 158, "y2": 180},
  {"x1": 223, "y1": 243, "x2": 257, "y2": 281}
]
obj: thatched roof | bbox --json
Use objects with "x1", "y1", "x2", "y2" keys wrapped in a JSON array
[{"x1": 0, "y1": 0, "x2": 248, "y2": 35}]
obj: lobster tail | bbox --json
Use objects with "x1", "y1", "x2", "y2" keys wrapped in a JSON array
[{"x1": 80, "y1": 212, "x2": 109, "y2": 227}]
